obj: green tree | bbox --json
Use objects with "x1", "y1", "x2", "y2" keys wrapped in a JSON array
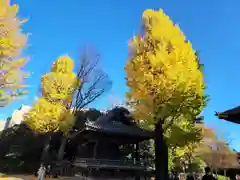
[
  {"x1": 125, "y1": 9, "x2": 206, "y2": 179},
  {"x1": 168, "y1": 118, "x2": 204, "y2": 172},
  {"x1": 0, "y1": 0, "x2": 29, "y2": 107}
]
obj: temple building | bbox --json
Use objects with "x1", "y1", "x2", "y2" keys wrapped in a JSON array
[{"x1": 56, "y1": 107, "x2": 154, "y2": 180}]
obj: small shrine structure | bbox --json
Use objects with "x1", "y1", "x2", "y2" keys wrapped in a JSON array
[{"x1": 61, "y1": 107, "x2": 154, "y2": 179}]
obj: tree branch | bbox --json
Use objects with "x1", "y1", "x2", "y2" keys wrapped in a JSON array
[{"x1": 72, "y1": 46, "x2": 112, "y2": 114}]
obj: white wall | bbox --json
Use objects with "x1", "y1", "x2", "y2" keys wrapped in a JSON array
[
  {"x1": 0, "y1": 120, "x2": 6, "y2": 131},
  {"x1": 2, "y1": 105, "x2": 31, "y2": 130}
]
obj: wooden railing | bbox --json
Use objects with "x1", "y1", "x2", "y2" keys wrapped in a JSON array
[
  {"x1": 52, "y1": 160, "x2": 75, "y2": 176},
  {"x1": 52, "y1": 158, "x2": 153, "y2": 176},
  {"x1": 74, "y1": 158, "x2": 148, "y2": 170}
]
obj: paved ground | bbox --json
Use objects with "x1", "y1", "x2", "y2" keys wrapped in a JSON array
[
  {"x1": 0, "y1": 176, "x2": 80, "y2": 180},
  {"x1": 0, "y1": 175, "x2": 36, "y2": 180}
]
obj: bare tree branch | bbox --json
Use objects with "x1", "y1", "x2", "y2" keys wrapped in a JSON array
[
  {"x1": 57, "y1": 46, "x2": 112, "y2": 160},
  {"x1": 72, "y1": 46, "x2": 112, "y2": 115}
]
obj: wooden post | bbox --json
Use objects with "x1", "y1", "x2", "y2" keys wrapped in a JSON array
[
  {"x1": 135, "y1": 142, "x2": 140, "y2": 180},
  {"x1": 93, "y1": 140, "x2": 99, "y2": 158},
  {"x1": 136, "y1": 142, "x2": 139, "y2": 162}
]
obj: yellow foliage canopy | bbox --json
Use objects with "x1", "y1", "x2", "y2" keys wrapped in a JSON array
[
  {"x1": 24, "y1": 56, "x2": 79, "y2": 133},
  {"x1": 24, "y1": 98, "x2": 75, "y2": 134},
  {"x1": 0, "y1": 0, "x2": 29, "y2": 106},
  {"x1": 0, "y1": 0, "x2": 27, "y2": 56},
  {"x1": 41, "y1": 56, "x2": 79, "y2": 104},
  {"x1": 125, "y1": 9, "x2": 205, "y2": 125}
]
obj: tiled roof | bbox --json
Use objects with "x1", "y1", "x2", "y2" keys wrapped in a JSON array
[
  {"x1": 216, "y1": 106, "x2": 240, "y2": 124},
  {"x1": 84, "y1": 107, "x2": 154, "y2": 140}
]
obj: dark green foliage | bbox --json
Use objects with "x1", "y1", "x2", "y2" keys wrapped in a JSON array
[
  {"x1": 0, "y1": 108, "x2": 154, "y2": 174},
  {"x1": 0, "y1": 124, "x2": 44, "y2": 173}
]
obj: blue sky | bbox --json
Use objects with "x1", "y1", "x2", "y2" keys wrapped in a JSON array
[{"x1": 1, "y1": 0, "x2": 240, "y2": 150}]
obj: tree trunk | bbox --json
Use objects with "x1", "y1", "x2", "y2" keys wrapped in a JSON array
[
  {"x1": 37, "y1": 135, "x2": 51, "y2": 180},
  {"x1": 57, "y1": 136, "x2": 68, "y2": 161},
  {"x1": 41, "y1": 135, "x2": 51, "y2": 162},
  {"x1": 155, "y1": 121, "x2": 168, "y2": 180}
]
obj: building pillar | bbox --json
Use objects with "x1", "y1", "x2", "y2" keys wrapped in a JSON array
[{"x1": 135, "y1": 141, "x2": 140, "y2": 180}]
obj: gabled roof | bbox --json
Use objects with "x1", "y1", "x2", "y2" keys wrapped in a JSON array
[
  {"x1": 216, "y1": 106, "x2": 240, "y2": 124},
  {"x1": 83, "y1": 107, "x2": 154, "y2": 140}
]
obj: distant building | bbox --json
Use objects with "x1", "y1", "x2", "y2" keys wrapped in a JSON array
[
  {"x1": 3, "y1": 104, "x2": 31, "y2": 130},
  {"x1": 0, "y1": 120, "x2": 6, "y2": 131},
  {"x1": 0, "y1": 105, "x2": 109, "y2": 132}
]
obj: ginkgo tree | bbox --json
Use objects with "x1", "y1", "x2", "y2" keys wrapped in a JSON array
[
  {"x1": 125, "y1": 9, "x2": 206, "y2": 179},
  {"x1": 25, "y1": 56, "x2": 78, "y2": 133},
  {"x1": 0, "y1": 0, "x2": 29, "y2": 107},
  {"x1": 24, "y1": 56, "x2": 79, "y2": 176},
  {"x1": 56, "y1": 47, "x2": 112, "y2": 161}
]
